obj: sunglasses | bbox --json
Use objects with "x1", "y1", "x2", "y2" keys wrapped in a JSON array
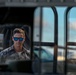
[{"x1": 13, "y1": 37, "x2": 24, "y2": 41}]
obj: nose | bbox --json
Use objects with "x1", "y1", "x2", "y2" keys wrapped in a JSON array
[{"x1": 16, "y1": 39, "x2": 20, "y2": 42}]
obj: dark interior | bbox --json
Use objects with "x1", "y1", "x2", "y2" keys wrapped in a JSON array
[
  {"x1": 0, "y1": 7, "x2": 36, "y2": 73},
  {"x1": 0, "y1": 7, "x2": 36, "y2": 25}
]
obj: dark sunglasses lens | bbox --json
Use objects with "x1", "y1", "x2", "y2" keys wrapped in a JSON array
[
  {"x1": 14, "y1": 37, "x2": 23, "y2": 41},
  {"x1": 14, "y1": 37, "x2": 18, "y2": 41},
  {"x1": 19, "y1": 38, "x2": 23, "y2": 41}
]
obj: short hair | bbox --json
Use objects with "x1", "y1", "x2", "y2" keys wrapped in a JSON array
[{"x1": 13, "y1": 28, "x2": 25, "y2": 36}]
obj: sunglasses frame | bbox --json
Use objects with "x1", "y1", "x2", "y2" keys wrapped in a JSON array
[{"x1": 13, "y1": 37, "x2": 24, "y2": 41}]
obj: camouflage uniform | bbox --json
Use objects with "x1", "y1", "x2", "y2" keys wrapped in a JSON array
[{"x1": 0, "y1": 45, "x2": 30, "y2": 63}]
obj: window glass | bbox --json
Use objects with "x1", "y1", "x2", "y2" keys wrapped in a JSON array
[
  {"x1": 34, "y1": 46, "x2": 53, "y2": 60},
  {"x1": 56, "y1": 7, "x2": 67, "y2": 74},
  {"x1": 33, "y1": 46, "x2": 54, "y2": 73},
  {"x1": 42, "y1": 7, "x2": 54, "y2": 42},
  {"x1": 34, "y1": 7, "x2": 54, "y2": 42},
  {"x1": 56, "y1": 7, "x2": 67, "y2": 46},
  {"x1": 68, "y1": 7, "x2": 76, "y2": 42},
  {"x1": 57, "y1": 49, "x2": 65, "y2": 73},
  {"x1": 67, "y1": 7, "x2": 76, "y2": 73},
  {"x1": 33, "y1": 7, "x2": 40, "y2": 42}
]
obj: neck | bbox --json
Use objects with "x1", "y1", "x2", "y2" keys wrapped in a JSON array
[{"x1": 14, "y1": 45, "x2": 23, "y2": 52}]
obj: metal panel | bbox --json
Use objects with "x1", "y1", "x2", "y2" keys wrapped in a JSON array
[{"x1": 1, "y1": 0, "x2": 76, "y2": 7}]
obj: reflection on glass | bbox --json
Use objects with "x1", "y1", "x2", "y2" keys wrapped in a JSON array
[
  {"x1": 67, "y1": 49, "x2": 76, "y2": 59},
  {"x1": 57, "y1": 49, "x2": 65, "y2": 73},
  {"x1": 0, "y1": 34, "x2": 3, "y2": 51},
  {"x1": 33, "y1": 46, "x2": 54, "y2": 73},
  {"x1": 57, "y1": 49, "x2": 65, "y2": 61}
]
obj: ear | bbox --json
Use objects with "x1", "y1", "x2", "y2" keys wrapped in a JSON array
[
  {"x1": 24, "y1": 37, "x2": 26, "y2": 41},
  {"x1": 12, "y1": 36, "x2": 14, "y2": 41},
  {"x1": 23, "y1": 36, "x2": 25, "y2": 42}
]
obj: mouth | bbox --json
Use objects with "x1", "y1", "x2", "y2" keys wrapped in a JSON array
[{"x1": 16, "y1": 43, "x2": 21, "y2": 46}]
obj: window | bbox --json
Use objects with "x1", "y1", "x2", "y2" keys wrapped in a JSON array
[{"x1": 33, "y1": 7, "x2": 54, "y2": 42}]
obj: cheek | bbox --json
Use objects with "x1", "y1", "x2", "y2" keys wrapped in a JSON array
[
  {"x1": 13, "y1": 39, "x2": 17, "y2": 43},
  {"x1": 21, "y1": 38, "x2": 25, "y2": 44}
]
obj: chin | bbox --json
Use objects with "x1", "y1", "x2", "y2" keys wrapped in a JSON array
[
  {"x1": 17, "y1": 45, "x2": 20, "y2": 47},
  {"x1": 16, "y1": 44, "x2": 20, "y2": 47}
]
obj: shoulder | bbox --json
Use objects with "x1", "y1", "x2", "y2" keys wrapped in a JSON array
[
  {"x1": 0, "y1": 46, "x2": 14, "y2": 56},
  {"x1": 23, "y1": 47, "x2": 30, "y2": 55},
  {"x1": 23, "y1": 47, "x2": 30, "y2": 52}
]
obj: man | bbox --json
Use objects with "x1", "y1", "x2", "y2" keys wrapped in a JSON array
[{"x1": 0, "y1": 28, "x2": 30, "y2": 63}]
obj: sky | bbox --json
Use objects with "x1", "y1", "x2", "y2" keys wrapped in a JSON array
[
  {"x1": 34, "y1": 7, "x2": 67, "y2": 46},
  {"x1": 33, "y1": 7, "x2": 76, "y2": 55},
  {"x1": 68, "y1": 7, "x2": 76, "y2": 43}
]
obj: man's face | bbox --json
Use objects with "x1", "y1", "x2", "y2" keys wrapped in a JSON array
[{"x1": 12, "y1": 33, "x2": 25, "y2": 47}]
